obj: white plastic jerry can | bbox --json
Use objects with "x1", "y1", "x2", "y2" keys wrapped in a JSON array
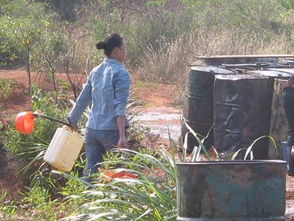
[{"x1": 44, "y1": 126, "x2": 84, "y2": 172}]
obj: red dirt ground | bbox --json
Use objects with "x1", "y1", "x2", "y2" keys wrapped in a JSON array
[
  {"x1": 132, "y1": 81, "x2": 182, "y2": 107},
  {"x1": 0, "y1": 69, "x2": 86, "y2": 121}
]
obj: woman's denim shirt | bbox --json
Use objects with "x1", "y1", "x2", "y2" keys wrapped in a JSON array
[{"x1": 68, "y1": 58, "x2": 131, "y2": 130}]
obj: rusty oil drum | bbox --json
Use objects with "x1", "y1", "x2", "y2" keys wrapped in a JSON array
[
  {"x1": 176, "y1": 160, "x2": 286, "y2": 221},
  {"x1": 213, "y1": 75, "x2": 273, "y2": 159},
  {"x1": 182, "y1": 66, "x2": 235, "y2": 153},
  {"x1": 248, "y1": 70, "x2": 293, "y2": 159}
]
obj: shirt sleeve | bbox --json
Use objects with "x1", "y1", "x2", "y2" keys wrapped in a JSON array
[
  {"x1": 67, "y1": 73, "x2": 93, "y2": 126},
  {"x1": 113, "y1": 70, "x2": 131, "y2": 117}
]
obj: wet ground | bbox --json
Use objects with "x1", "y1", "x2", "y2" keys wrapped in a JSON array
[{"x1": 133, "y1": 106, "x2": 182, "y2": 140}]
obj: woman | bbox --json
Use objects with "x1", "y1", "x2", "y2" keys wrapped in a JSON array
[{"x1": 67, "y1": 33, "x2": 131, "y2": 181}]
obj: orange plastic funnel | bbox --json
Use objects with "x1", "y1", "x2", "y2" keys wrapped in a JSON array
[{"x1": 15, "y1": 111, "x2": 35, "y2": 135}]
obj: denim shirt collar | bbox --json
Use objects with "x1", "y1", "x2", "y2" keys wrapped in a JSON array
[{"x1": 103, "y1": 58, "x2": 123, "y2": 66}]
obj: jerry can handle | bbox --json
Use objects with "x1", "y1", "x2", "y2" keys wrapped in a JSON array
[{"x1": 33, "y1": 110, "x2": 74, "y2": 129}]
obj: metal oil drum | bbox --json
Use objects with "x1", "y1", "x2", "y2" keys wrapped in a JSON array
[
  {"x1": 213, "y1": 75, "x2": 273, "y2": 159},
  {"x1": 181, "y1": 66, "x2": 235, "y2": 153},
  {"x1": 176, "y1": 160, "x2": 286, "y2": 221},
  {"x1": 248, "y1": 70, "x2": 293, "y2": 159}
]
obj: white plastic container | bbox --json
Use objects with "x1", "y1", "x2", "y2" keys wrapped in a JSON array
[{"x1": 44, "y1": 126, "x2": 84, "y2": 172}]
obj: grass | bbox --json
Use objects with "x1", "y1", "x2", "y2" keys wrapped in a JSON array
[
  {"x1": 0, "y1": 124, "x2": 280, "y2": 220},
  {"x1": 51, "y1": 148, "x2": 177, "y2": 221},
  {"x1": 47, "y1": 130, "x2": 277, "y2": 221},
  {"x1": 136, "y1": 27, "x2": 294, "y2": 84},
  {"x1": 0, "y1": 191, "x2": 17, "y2": 218}
]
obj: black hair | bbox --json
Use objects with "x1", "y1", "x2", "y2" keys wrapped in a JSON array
[{"x1": 96, "y1": 33, "x2": 124, "y2": 56}]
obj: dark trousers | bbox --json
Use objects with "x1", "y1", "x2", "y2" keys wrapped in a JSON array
[{"x1": 83, "y1": 128, "x2": 120, "y2": 182}]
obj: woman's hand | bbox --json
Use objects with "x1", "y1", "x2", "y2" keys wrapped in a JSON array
[
  {"x1": 117, "y1": 136, "x2": 128, "y2": 148},
  {"x1": 117, "y1": 116, "x2": 128, "y2": 148}
]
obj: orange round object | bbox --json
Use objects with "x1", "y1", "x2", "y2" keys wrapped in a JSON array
[{"x1": 15, "y1": 111, "x2": 35, "y2": 135}]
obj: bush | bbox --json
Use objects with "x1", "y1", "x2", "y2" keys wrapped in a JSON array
[
  {"x1": 0, "y1": 78, "x2": 16, "y2": 103},
  {"x1": 2, "y1": 0, "x2": 294, "y2": 83},
  {"x1": 1, "y1": 85, "x2": 70, "y2": 184},
  {"x1": 22, "y1": 184, "x2": 57, "y2": 220},
  {"x1": 137, "y1": 27, "x2": 294, "y2": 84},
  {"x1": 0, "y1": 191, "x2": 17, "y2": 218},
  {"x1": 59, "y1": 149, "x2": 177, "y2": 221}
]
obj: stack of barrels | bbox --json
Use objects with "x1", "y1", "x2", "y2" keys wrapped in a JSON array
[{"x1": 182, "y1": 62, "x2": 294, "y2": 159}]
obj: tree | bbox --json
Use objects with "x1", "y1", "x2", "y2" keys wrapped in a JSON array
[
  {"x1": 1, "y1": 16, "x2": 42, "y2": 93},
  {"x1": 0, "y1": 0, "x2": 62, "y2": 93},
  {"x1": 37, "y1": 31, "x2": 65, "y2": 95}
]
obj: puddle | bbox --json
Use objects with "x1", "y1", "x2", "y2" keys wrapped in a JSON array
[
  {"x1": 134, "y1": 112, "x2": 181, "y2": 121},
  {"x1": 133, "y1": 110, "x2": 182, "y2": 140}
]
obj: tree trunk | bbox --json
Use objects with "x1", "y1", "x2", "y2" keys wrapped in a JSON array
[
  {"x1": 51, "y1": 69, "x2": 57, "y2": 93},
  {"x1": 51, "y1": 69, "x2": 58, "y2": 102},
  {"x1": 27, "y1": 48, "x2": 32, "y2": 94},
  {"x1": 64, "y1": 60, "x2": 78, "y2": 99}
]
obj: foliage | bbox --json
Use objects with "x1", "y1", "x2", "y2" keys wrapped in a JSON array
[
  {"x1": 21, "y1": 184, "x2": 57, "y2": 220},
  {"x1": 0, "y1": 0, "x2": 292, "y2": 219},
  {"x1": 57, "y1": 148, "x2": 177, "y2": 221},
  {"x1": 38, "y1": 0, "x2": 80, "y2": 21},
  {"x1": 2, "y1": 148, "x2": 175, "y2": 220},
  {"x1": 35, "y1": 29, "x2": 66, "y2": 93},
  {"x1": 181, "y1": 119, "x2": 278, "y2": 161},
  {"x1": 0, "y1": 191, "x2": 17, "y2": 218},
  {"x1": 0, "y1": 0, "x2": 61, "y2": 92},
  {"x1": 1, "y1": 0, "x2": 294, "y2": 83},
  {"x1": 137, "y1": 26, "x2": 294, "y2": 83},
  {"x1": 1, "y1": 85, "x2": 69, "y2": 185},
  {"x1": 0, "y1": 77, "x2": 15, "y2": 103}
]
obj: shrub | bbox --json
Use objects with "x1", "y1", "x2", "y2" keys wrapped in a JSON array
[
  {"x1": 137, "y1": 27, "x2": 294, "y2": 84},
  {"x1": 1, "y1": 85, "x2": 70, "y2": 186},
  {"x1": 58, "y1": 148, "x2": 177, "y2": 221},
  {"x1": 22, "y1": 184, "x2": 57, "y2": 220},
  {"x1": 0, "y1": 78, "x2": 16, "y2": 103}
]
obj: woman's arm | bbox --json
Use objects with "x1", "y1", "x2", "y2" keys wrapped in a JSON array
[
  {"x1": 113, "y1": 70, "x2": 131, "y2": 148},
  {"x1": 67, "y1": 74, "x2": 92, "y2": 127}
]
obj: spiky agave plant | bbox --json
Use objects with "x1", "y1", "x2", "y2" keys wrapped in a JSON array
[
  {"x1": 56, "y1": 148, "x2": 177, "y2": 221},
  {"x1": 182, "y1": 118, "x2": 277, "y2": 161}
]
